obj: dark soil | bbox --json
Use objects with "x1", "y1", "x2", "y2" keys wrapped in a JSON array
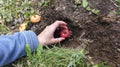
[{"x1": 26, "y1": 0, "x2": 120, "y2": 67}]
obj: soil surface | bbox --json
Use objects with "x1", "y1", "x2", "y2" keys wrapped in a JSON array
[{"x1": 26, "y1": 0, "x2": 120, "y2": 67}]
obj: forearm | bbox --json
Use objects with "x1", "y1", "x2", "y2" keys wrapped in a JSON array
[{"x1": 0, "y1": 31, "x2": 39, "y2": 66}]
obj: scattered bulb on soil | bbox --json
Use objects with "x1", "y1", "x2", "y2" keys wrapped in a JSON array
[
  {"x1": 19, "y1": 23, "x2": 27, "y2": 31},
  {"x1": 30, "y1": 15, "x2": 41, "y2": 23}
]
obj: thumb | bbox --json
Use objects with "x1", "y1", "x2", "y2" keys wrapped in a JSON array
[{"x1": 51, "y1": 37, "x2": 65, "y2": 43}]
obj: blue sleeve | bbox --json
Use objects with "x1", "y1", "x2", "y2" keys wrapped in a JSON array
[{"x1": 0, "y1": 31, "x2": 39, "y2": 66}]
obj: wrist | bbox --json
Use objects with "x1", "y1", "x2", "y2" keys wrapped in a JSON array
[{"x1": 37, "y1": 36, "x2": 46, "y2": 46}]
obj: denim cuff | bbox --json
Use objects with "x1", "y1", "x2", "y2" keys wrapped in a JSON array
[{"x1": 21, "y1": 31, "x2": 39, "y2": 52}]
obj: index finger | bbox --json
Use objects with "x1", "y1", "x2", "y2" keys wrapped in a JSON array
[{"x1": 51, "y1": 20, "x2": 67, "y2": 29}]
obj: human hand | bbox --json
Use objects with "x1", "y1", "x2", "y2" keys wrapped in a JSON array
[{"x1": 37, "y1": 21, "x2": 68, "y2": 46}]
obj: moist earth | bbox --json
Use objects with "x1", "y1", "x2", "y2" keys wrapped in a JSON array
[{"x1": 26, "y1": 0, "x2": 120, "y2": 67}]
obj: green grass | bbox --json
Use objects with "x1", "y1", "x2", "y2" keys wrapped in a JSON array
[
  {"x1": 0, "y1": 23, "x2": 9, "y2": 35},
  {"x1": 0, "y1": 0, "x2": 51, "y2": 34},
  {"x1": 116, "y1": 0, "x2": 120, "y2": 14},
  {"x1": 0, "y1": 0, "x2": 35, "y2": 34},
  {"x1": 0, "y1": 0, "x2": 35, "y2": 23},
  {"x1": 9, "y1": 45, "x2": 111, "y2": 67},
  {"x1": 82, "y1": 0, "x2": 100, "y2": 15}
]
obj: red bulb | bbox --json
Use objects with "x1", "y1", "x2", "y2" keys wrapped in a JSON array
[{"x1": 60, "y1": 29, "x2": 70, "y2": 38}]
